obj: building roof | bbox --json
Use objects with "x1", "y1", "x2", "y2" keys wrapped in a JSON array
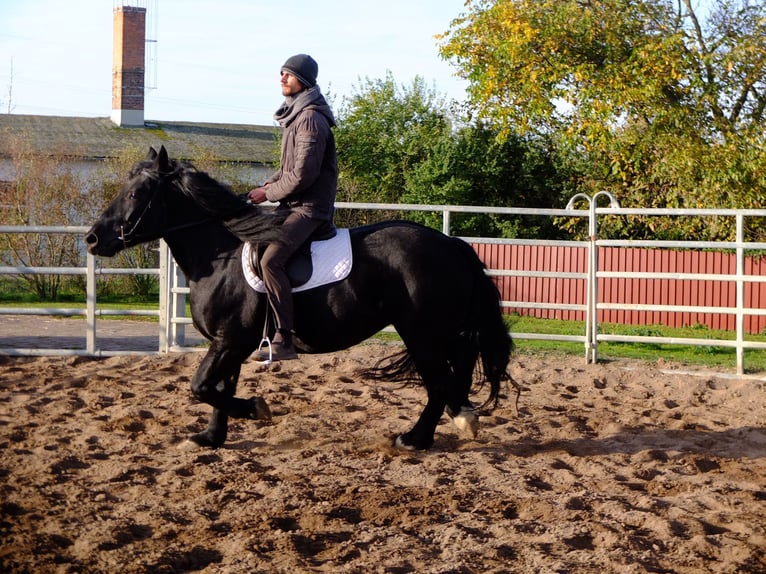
[{"x1": 0, "y1": 115, "x2": 278, "y2": 164}]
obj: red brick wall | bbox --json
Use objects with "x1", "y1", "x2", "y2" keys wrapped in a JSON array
[{"x1": 112, "y1": 6, "x2": 146, "y2": 112}]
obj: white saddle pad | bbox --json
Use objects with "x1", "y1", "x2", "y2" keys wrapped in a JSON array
[{"x1": 241, "y1": 228, "x2": 352, "y2": 293}]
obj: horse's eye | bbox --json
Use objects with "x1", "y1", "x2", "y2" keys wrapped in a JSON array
[{"x1": 129, "y1": 192, "x2": 137, "y2": 200}]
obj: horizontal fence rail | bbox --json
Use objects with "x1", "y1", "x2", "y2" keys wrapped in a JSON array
[
  {"x1": 0, "y1": 225, "x2": 169, "y2": 356},
  {"x1": 1, "y1": 198, "x2": 766, "y2": 374}
]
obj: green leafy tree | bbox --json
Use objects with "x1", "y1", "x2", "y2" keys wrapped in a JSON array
[
  {"x1": 403, "y1": 123, "x2": 568, "y2": 238},
  {"x1": 335, "y1": 71, "x2": 570, "y2": 236},
  {"x1": 438, "y1": 0, "x2": 766, "y2": 240},
  {"x1": 335, "y1": 72, "x2": 453, "y2": 210}
]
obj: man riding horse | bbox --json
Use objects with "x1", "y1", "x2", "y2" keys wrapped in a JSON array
[{"x1": 247, "y1": 54, "x2": 338, "y2": 362}]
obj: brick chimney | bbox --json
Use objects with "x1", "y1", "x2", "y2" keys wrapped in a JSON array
[{"x1": 111, "y1": 5, "x2": 146, "y2": 127}]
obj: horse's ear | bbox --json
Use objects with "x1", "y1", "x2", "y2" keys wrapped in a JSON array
[
  {"x1": 146, "y1": 147, "x2": 158, "y2": 160},
  {"x1": 154, "y1": 145, "x2": 172, "y2": 174}
]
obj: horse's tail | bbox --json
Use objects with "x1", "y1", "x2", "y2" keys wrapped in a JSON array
[{"x1": 455, "y1": 237, "x2": 514, "y2": 412}]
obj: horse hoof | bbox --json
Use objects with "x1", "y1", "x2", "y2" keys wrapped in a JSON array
[
  {"x1": 250, "y1": 396, "x2": 271, "y2": 420},
  {"x1": 394, "y1": 435, "x2": 417, "y2": 451},
  {"x1": 452, "y1": 407, "x2": 479, "y2": 439},
  {"x1": 177, "y1": 439, "x2": 205, "y2": 451},
  {"x1": 394, "y1": 434, "x2": 432, "y2": 451},
  {"x1": 182, "y1": 431, "x2": 223, "y2": 449}
]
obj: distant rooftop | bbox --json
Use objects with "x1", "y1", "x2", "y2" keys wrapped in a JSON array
[{"x1": 0, "y1": 115, "x2": 278, "y2": 165}]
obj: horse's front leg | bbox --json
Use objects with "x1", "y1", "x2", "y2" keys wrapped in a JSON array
[
  {"x1": 188, "y1": 374, "x2": 240, "y2": 448},
  {"x1": 186, "y1": 345, "x2": 270, "y2": 448}
]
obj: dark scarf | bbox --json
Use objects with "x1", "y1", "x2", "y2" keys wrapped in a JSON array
[{"x1": 273, "y1": 85, "x2": 335, "y2": 128}]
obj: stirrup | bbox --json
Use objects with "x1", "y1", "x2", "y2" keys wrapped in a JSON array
[
  {"x1": 254, "y1": 337, "x2": 273, "y2": 365},
  {"x1": 253, "y1": 337, "x2": 298, "y2": 363}
]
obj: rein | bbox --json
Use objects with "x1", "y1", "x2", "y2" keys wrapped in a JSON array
[{"x1": 119, "y1": 216, "x2": 212, "y2": 247}]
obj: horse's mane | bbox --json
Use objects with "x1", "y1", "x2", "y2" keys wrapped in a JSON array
[{"x1": 171, "y1": 161, "x2": 283, "y2": 243}]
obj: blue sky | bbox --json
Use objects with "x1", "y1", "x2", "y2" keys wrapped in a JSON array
[{"x1": 0, "y1": 0, "x2": 470, "y2": 126}]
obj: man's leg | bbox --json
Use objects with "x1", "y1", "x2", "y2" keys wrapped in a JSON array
[{"x1": 256, "y1": 212, "x2": 322, "y2": 360}]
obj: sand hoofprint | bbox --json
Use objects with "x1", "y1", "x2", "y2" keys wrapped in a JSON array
[{"x1": 1, "y1": 344, "x2": 765, "y2": 573}]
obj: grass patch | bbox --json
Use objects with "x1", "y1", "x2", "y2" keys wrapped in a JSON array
[{"x1": 508, "y1": 315, "x2": 766, "y2": 374}]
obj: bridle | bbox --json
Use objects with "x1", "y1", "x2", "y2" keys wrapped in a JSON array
[
  {"x1": 118, "y1": 171, "x2": 212, "y2": 249},
  {"x1": 118, "y1": 186, "x2": 160, "y2": 248}
]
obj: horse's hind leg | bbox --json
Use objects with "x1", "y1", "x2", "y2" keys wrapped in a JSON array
[
  {"x1": 395, "y1": 337, "x2": 480, "y2": 450},
  {"x1": 445, "y1": 338, "x2": 481, "y2": 439},
  {"x1": 394, "y1": 346, "x2": 454, "y2": 450},
  {"x1": 396, "y1": 391, "x2": 447, "y2": 451}
]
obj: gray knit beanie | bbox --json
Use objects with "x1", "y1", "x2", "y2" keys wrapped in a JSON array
[{"x1": 281, "y1": 54, "x2": 318, "y2": 88}]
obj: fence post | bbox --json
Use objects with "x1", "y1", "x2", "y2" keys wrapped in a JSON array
[
  {"x1": 589, "y1": 205, "x2": 598, "y2": 364},
  {"x1": 590, "y1": 191, "x2": 621, "y2": 363},
  {"x1": 158, "y1": 240, "x2": 169, "y2": 353},
  {"x1": 566, "y1": 191, "x2": 621, "y2": 363},
  {"x1": 442, "y1": 209, "x2": 451, "y2": 235},
  {"x1": 85, "y1": 252, "x2": 96, "y2": 354},
  {"x1": 566, "y1": 193, "x2": 597, "y2": 362},
  {"x1": 736, "y1": 214, "x2": 745, "y2": 375},
  {"x1": 171, "y1": 258, "x2": 187, "y2": 347}
]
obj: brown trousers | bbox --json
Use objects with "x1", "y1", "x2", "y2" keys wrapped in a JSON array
[{"x1": 259, "y1": 211, "x2": 325, "y2": 333}]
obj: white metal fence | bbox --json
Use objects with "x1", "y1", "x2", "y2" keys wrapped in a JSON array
[
  {"x1": 0, "y1": 225, "x2": 166, "y2": 356},
  {"x1": 1, "y1": 197, "x2": 766, "y2": 374}
]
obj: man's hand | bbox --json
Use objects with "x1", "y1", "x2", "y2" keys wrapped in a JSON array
[{"x1": 247, "y1": 186, "x2": 268, "y2": 204}]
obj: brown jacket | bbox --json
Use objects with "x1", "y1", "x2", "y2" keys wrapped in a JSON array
[{"x1": 264, "y1": 87, "x2": 337, "y2": 221}]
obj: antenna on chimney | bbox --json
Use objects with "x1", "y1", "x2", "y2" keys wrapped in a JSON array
[
  {"x1": 145, "y1": 0, "x2": 158, "y2": 90},
  {"x1": 111, "y1": 0, "x2": 157, "y2": 89}
]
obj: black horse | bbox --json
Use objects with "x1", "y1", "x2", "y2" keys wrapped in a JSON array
[{"x1": 85, "y1": 146, "x2": 513, "y2": 450}]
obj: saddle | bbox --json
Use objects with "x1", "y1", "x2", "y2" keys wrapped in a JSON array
[{"x1": 241, "y1": 227, "x2": 353, "y2": 293}]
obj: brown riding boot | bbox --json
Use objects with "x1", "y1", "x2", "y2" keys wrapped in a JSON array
[{"x1": 254, "y1": 329, "x2": 298, "y2": 362}]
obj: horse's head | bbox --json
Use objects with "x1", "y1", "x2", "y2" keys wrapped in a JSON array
[
  {"x1": 87, "y1": 145, "x2": 280, "y2": 258},
  {"x1": 86, "y1": 146, "x2": 185, "y2": 256}
]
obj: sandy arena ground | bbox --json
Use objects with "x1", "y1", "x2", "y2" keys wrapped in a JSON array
[{"x1": 1, "y1": 331, "x2": 765, "y2": 573}]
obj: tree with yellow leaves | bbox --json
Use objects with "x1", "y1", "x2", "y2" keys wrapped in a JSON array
[{"x1": 439, "y1": 0, "x2": 766, "y2": 239}]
